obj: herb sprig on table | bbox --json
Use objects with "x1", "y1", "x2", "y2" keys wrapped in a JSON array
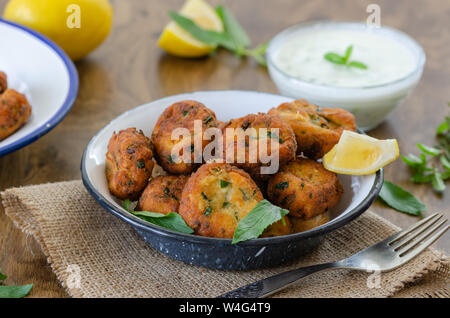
[
  {"x1": 0, "y1": 268, "x2": 33, "y2": 298},
  {"x1": 378, "y1": 105, "x2": 450, "y2": 216},
  {"x1": 324, "y1": 45, "x2": 368, "y2": 69},
  {"x1": 122, "y1": 200, "x2": 194, "y2": 234},
  {"x1": 401, "y1": 106, "x2": 450, "y2": 193},
  {"x1": 169, "y1": 5, "x2": 268, "y2": 66}
]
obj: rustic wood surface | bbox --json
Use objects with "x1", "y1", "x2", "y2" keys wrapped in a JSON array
[{"x1": 0, "y1": 0, "x2": 448, "y2": 297}]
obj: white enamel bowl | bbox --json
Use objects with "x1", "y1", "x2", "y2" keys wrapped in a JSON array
[{"x1": 0, "y1": 18, "x2": 78, "y2": 156}]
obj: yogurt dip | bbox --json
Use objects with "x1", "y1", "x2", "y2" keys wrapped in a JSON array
[{"x1": 267, "y1": 22, "x2": 426, "y2": 130}]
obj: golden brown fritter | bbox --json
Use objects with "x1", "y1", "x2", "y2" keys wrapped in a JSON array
[
  {"x1": 138, "y1": 175, "x2": 188, "y2": 214},
  {"x1": 290, "y1": 212, "x2": 330, "y2": 233},
  {"x1": 0, "y1": 71, "x2": 7, "y2": 93},
  {"x1": 221, "y1": 113, "x2": 297, "y2": 182},
  {"x1": 267, "y1": 158, "x2": 343, "y2": 219},
  {"x1": 179, "y1": 163, "x2": 263, "y2": 239},
  {"x1": 0, "y1": 89, "x2": 32, "y2": 141},
  {"x1": 260, "y1": 216, "x2": 293, "y2": 238},
  {"x1": 151, "y1": 100, "x2": 219, "y2": 175},
  {"x1": 106, "y1": 128, "x2": 154, "y2": 200},
  {"x1": 268, "y1": 99, "x2": 356, "y2": 159}
]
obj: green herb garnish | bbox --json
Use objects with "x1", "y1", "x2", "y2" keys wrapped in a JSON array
[
  {"x1": 168, "y1": 6, "x2": 267, "y2": 66},
  {"x1": 137, "y1": 160, "x2": 145, "y2": 169},
  {"x1": 232, "y1": 200, "x2": 289, "y2": 244},
  {"x1": 0, "y1": 268, "x2": 32, "y2": 298},
  {"x1": 220, "y1": 180, "x2": 231, "y2": 188},
  {"x1": 123, "y1": 200, "x2": 193, "y2": 234},
  {"x1": 204, "y1": 115, "x2": 213, "y2": 125},
  {"x1": 378, "y1": 181, "x2": 426, "y2": 216},
  {"x1": 324, "y1": 45, "x2": 368, "y2": 69},
  {"x1": 223, "y1": 201, "x2": 230, "y2": 208},
  {"x1": 400, "y1": 108, "x2": 450, "y2": 193},
  {"x1": 204, "y1": 206, "x2": 213, "y2": 216},
  {"x1": 275, "y1": 182, "x2": 289, "y2": 190}
]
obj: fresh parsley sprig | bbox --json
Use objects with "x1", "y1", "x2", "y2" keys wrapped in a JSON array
[
  {"x1": 400, "y1": 106, "x2": 450, "y2": 193},
  {"x1": 122, "y1": 200, "x2": 194, "y2": 234},
  {"x1": 169, "y1": 5, "x2": 268, "y2": 66},
  {"x1": 324, "y1": 45, "x2": 368, "y2": 69}
]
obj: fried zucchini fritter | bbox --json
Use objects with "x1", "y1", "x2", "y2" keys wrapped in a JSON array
[
  {"x1": 179, "y1": 163, "x2": 263, "y2": 239},
  {"x1": 221, "y1": 113, "x2": 297, "y2": 182},
  {"x1": 0, "y1": 71, "x2": 7, "y2": 93},
  {"x1": 106, "y1": 128, "x2": 154, "y2": 200},
  {"x1": 267, "y1": 158, "x2": 343, "y2": 219},
  {"x1": 268, "y1": 99, "x2": 356, "y2": 159},
  {"x1": 0, "y1": 89, "x2": 32, "y2": 141},
  {"x1": 138, "y1": 175, "x2": 188, "y2": 214},
  {"x1": 151, "y1": 100, "x2": 219, "y2": 175},
  {"x1": 290, "y1": 212, "x2": 330, "y2": 233}
]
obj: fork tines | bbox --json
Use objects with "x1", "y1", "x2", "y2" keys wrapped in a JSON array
[{"x1": 388, "y1": 213, "x2": 449, "y2": 257}]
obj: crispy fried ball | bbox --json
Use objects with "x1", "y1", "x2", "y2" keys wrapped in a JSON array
[
  {"x1": 221, "y1": 113, "x2": 297, "y2": 182},
  {"x1": 0, "y1": 71, "x2": 7, "y2": 93},
  {"x1": 151, "y1": 100, "x2": 219, "y2": 175},
  {"x1": 179, "y1": 163, "x2": 264, "y2": 239},
  {"x1": 138, "y1": 175, "x2": 188, "y2": 215},
  {"x1": 290, "y1": 212, "x2": 330, "y2": 233},
  {"x1": 260, "y1": 216, "x2": 293, "y2": 238},
  {"x1": 267, "y1": 158, "x2": 343, "y2": 219},
  {"x1": 0, "y1": 89, "x2": 32, "y2": 141},
  {"x1": 268, "y1": 99, "x2": 356, "y2": 159},
  {"x1": 106, "y1": 128, "x2": 154, "y2": 200}
]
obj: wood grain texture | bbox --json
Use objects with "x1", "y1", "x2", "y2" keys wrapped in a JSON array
[{"x1": 0, "y1": 0, "x2": 448, "y2": 297}]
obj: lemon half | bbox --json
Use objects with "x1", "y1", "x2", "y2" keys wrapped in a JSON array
[
  {"x1": 158, "y1": 0, "x2": 223, "y2": 57},
  {"x1": 323, "y1": 130, "x2": 399, "y2": 175}
]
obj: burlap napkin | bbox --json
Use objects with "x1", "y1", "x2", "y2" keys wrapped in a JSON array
[{"x1": 1, "y1": 180, "x2": 448, "y2": 298}]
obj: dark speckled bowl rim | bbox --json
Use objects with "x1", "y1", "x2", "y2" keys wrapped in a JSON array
[{"x1": 81, "y1": 90, "x2": 384, "y2": 247}]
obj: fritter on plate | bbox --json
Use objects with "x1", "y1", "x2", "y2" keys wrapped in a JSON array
[
  {"x1": 267, "y1": 158, "x2": 343, "y2": 219},
  {"x1": 138, "y1": 175, "x2": 188, "y2": 214},
  {"x1": 105, "y1": 128, "x2": 154, "y2": 200},
  {"x1": 268, "y1": 99, "x2": 356, "y2": 159},
  {"x1": 221, "y1": 113, "x2": 297, "y2": 182},
  {"x1": 0, "y1": 89, "x2": 32, "y2": 141},
  {"x1": 151, "y1": 100, "x2": 219, "y2": 175}
]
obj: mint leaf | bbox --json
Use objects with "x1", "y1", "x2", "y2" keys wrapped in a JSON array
[
  {"x1": 401, "y1": 154, "x2": 423, "y2": 167},
  {"x1": 324, "y1": 53, "x2": 346, "y2": 64},
  {"x1": 431, "y1": 171, "x2": 446, "y2": 192},
  {"x1": 347, "y1": 61, "x2": 368, "y2": 69},
  {"x1": 123, "y1": 200, "x2": 193, "y2": 234},
  {"x1": 168, "y1": 11, "x2": 235, "y2": 50},
  {"x1": 378, "y1": 181, "x2": 426, "y2": 216},
  {"x1": 216, "y1": 5, "x2": 250, "y2": 53},
  {"x1": 440, "y1": 155, "x2": 450, "y2": 170},
  {"x1": 436, "y1": 120, "x2": 448, "y2": 135},
  {"x1": 344, "y1": 45, "x2": 353, "y2": 63},
  {"x1": 232, "y1": 200, "x2": 289, "y2": 244},
  {"x1": 417, "y1": 143, "x2": 442, "y2": 156},
  {"x1": 0, "y1": 284, "x2": 32, "y2": 298}
]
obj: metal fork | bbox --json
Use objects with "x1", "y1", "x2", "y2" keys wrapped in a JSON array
[{"x1": 218, "y1": 213, "x2": 449, "y2": 298}]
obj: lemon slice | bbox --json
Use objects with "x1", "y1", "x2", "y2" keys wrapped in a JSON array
[
  {"x1": 323, "y1": 131, "x2": 399, "y2": 175},
  {"x1": 158, "y1": 0, "x2": 223, "y2": 57}
]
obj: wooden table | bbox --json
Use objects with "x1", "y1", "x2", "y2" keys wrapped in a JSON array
[{"x1": 0, "y1": 0, "x2": 448, "y2": 297}]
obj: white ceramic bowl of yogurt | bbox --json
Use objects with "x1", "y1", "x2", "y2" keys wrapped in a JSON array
[{"x1": 266, "y1": 21, "x2": 426, "y2": 130}]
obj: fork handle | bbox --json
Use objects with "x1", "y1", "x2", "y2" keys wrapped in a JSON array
[{"x1": 217, "y1": 262, "x2": 343, "y2": 298}]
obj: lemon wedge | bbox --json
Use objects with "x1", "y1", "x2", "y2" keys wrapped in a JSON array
[
  {"x1": 323, "y1": 130, "x2": 399, "y2": 175},
  {"x1": 158, "y1": 0, "x2": 223, "y2": 57}
]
